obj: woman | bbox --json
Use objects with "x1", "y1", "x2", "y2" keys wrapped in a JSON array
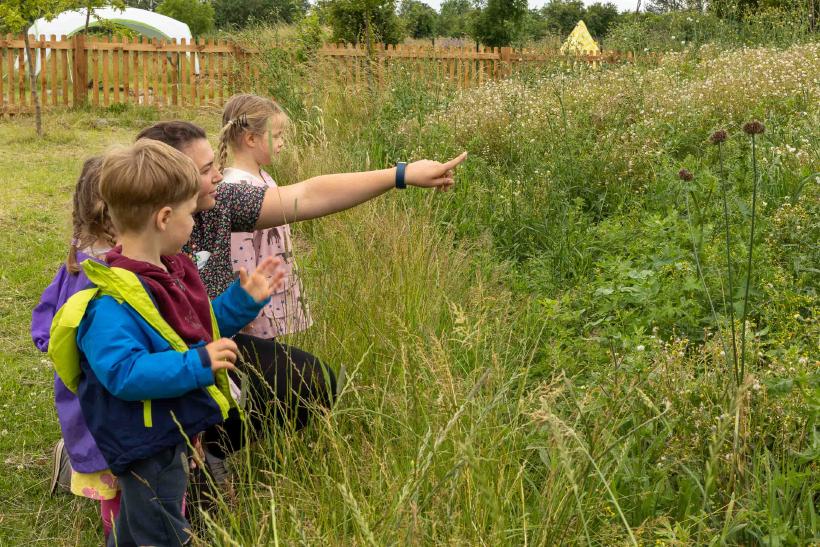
[{"x1": 134, "y1": 121, "x2": 465, "y2": 487}]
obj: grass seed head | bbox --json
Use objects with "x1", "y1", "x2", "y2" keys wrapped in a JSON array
[{"x1": 678, "y1": 168, "x2": 694, "y2": 182}]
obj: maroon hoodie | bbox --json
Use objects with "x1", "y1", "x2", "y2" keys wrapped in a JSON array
[{"x1": 105, "y1": 247, "x2": 213, "y2": 346}]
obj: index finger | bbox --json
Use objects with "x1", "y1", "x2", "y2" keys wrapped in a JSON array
[
  {"x1": 256, "y1": 256, "x2": 275, "y2": 273},
  {"x1": 441, "y1": 151, "x2": 468, "y2": 171},
  {"x1": 215, "y1": 361, "x2": 238, "y2": 372}
]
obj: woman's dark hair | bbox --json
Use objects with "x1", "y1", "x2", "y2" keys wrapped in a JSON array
[{"x1": 135, "y1": 121, "x2": 207, "y2": 151}]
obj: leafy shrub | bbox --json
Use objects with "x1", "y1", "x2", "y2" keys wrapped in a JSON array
[{"x1": 605, "y1": 11, "x2": 733, "y2": 52}]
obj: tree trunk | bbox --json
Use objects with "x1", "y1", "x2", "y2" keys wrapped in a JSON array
[
  {"x1": 85, "y1": 6, "x2": 92, "y2": 34},
  {"x1": 23, "y1": 32, "x2": 43, "y2": 137}
]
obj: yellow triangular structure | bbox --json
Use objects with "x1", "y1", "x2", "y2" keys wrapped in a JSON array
[{"x1": 560, "y1": 20, "x2": 600, "y2": 55}]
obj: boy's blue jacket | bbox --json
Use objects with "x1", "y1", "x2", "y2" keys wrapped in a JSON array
[{"x1": 48, "y1": 259, "x2": 266, "y2": 475}]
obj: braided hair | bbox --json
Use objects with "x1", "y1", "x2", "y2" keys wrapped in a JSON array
[
  {"x1": 67, "y1": 157, "x2": 116, "y2": 274},
  {"x1": 218, "y1": 94, "x2": 286, "y2": 172}
]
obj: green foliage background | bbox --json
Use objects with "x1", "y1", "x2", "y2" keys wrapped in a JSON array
[{"x1": 0, "y1": 10, "x2": 817, "y2": 547}]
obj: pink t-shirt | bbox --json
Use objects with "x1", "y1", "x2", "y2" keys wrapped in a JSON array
[{"x1": 222, "y1": 167, "x2": 312, "y2": 338}]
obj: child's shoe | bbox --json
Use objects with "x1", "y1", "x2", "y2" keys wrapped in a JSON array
[
  {"x1": 203, "y1": 449, "x2": 233, "y2": 496},
  {"x1": 49, "y1": 439, "x2": 72, "y2": 496}
]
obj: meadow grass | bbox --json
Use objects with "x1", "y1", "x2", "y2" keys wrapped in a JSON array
[{"x1": 0, "y1": 41, "x2": 817, "y2": 545}]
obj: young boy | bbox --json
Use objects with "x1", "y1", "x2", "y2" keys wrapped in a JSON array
[{"x1": 48, "y1": 140, "x2": 284, "y2": 546}]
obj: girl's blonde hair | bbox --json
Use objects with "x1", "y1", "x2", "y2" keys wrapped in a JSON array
[
  {"x1": 218, "y1": 93, "x2": 286, "y2": 172},
  {"x1": 67, "y1": 157, "x2": 117, "y2": 274}
]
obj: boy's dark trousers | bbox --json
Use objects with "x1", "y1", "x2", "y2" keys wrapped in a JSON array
[{"x1": 108, "y1": 443, "x2": 190, "y2": 547}]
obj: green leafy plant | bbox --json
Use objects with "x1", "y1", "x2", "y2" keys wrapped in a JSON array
[{"x1": 157, "y1": 0, "x2": 215, "y2": 37}]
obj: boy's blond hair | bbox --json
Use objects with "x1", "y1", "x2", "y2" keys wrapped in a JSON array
[{"x1": 100, "y1": 140, "x2": 199, "y2": 233}]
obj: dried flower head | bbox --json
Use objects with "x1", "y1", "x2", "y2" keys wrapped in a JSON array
[
  {"x1": 678, "y1": 168, "x2": 694, "y2": 182},
  {"x1": 710, "y1": 129, "x2": 728, "y2": 144},
  {"x1": 743, "y1": 121, "x2": 765, "y2": 135}
]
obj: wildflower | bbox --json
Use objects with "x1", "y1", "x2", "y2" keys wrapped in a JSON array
[
  {"x1": 709, "y1": 129, "x2": 728, "y2": 144},
  {"x1": 636, "y1": 345, "x2": 645, "y2": 352},
  {"x1": 743, "y1": 120, "x2": 765, "y2": 135},
  {"x1": 678, "y1": 168, "x2": 693, "y2": 181}
]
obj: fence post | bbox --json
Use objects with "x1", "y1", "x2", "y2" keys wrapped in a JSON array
[
  {"x1": 72, "y1": 33, "x2": 87, "y2": 107},
  {"x1": 500, "y1": 46, "x2": 512, "y2": 78}
]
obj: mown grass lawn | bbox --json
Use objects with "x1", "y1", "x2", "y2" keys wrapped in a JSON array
[{"x1": 0, "y1": 112, "x2": 222, "y2": 544}]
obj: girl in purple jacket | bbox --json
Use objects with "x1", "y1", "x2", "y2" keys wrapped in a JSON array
[{"x1": 31, "y1": 157, "x2": 121, "y2": 539}]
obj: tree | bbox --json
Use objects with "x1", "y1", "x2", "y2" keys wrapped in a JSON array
[
  {"x1": 320, "y1": 0, "x2": 403, "y2": 44},
  {"x1": 540, "y1": 0, "x2": 585, "y2": 35},
  {"x1": 437, "y1": 0, "x2": 473, "y2": 37},
  {"x1": 399, "y1": 0, "x2": 436, "y2": 39},
  {"x1": 645, "y1": 0, "x2": 689, "y2": 12},
  {"x1": 79, "y1": 0, "x2": 125, "y2": 35},
  {"x1": 519, "y1": 8, "x2": 553, "y2": 43},
  {"x1": 124, "y1": 0, "x2": 160, "y2": 8},
  {"x1": 472, "y1": 0, "x2": 528, "y2": 46},
  {"x1": 213, "y1": 0, "x2": 307, "y2": 28},
  {"x1": 583, "y1": 2, "x2": 620, "y2": 36},
  {"x1": 0, "y1": 0, "x2": 75, "y2": 135},
  {"x1": 157, "y1": 0, "x2": 214, "y2": 36}
]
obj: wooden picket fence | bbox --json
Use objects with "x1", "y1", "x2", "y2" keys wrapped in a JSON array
[
  {"x1": 0, "y1": 34, "x2": 258, "y2": 115},
  {"x1": 317, "y1": 44, "x2": 633, "y2": 89},
  {"x1": 0, "y1": 34, "x2": 635, "y2": 116}
]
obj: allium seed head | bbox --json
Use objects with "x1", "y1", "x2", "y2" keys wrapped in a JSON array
[
  {"x1": 710, "y1": 129, "x2": 728, "y2": 144},
  {"x1": 743, "y1": 121, "x2": 765, "y2": 135},
  {"x1": 678, "y1": 168, "x2": 694, "y2": 182}
]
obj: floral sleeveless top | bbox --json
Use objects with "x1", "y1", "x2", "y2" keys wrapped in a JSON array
[{"x1": 221, "y1": 167, "x2": 312, "y2": 338}]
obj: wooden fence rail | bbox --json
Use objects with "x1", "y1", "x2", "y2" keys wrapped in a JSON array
[{"x1": 0, "y1": 35, "x2": 634, "y2": 116}]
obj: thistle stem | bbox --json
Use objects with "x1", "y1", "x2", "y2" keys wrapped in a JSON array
[
  {"x1": 739, "y1": 134, "x2": 760, "y2": 381},
  {"x1": 718, "y1": 142, "x2": 739, "y2": 386},
  {"x1": 685, "y1": 189, "x2": 729, "y2": 364}
]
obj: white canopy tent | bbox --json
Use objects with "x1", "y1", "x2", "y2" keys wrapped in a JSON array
[{"x1": 25, "y1": 7, "x2": 198, "y2": 74}]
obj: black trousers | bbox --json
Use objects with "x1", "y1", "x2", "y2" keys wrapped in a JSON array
[
  {"x1": 109, "y1": 443, "x2": 189, "y2": 547},
  {"x1": 201, "y1": 334, "x2": 336, "y2": 458}
]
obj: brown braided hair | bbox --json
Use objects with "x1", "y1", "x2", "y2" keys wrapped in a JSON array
[
  {"x1": 218, "y1": 94, "x2": 287, "y2": 172},
  {"x1": 67, "y1": 157, "x2": 117, "y2": 274}
]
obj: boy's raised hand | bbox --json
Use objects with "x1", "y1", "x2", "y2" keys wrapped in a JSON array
[
  {"x1": 239, "y1": 256, "x2": 285, "y2": 303},
  {"x1": 405, "y1": 152, "x2": 468, "y2": 191},
  {"x1": 205, "y1": 338, "x2": 239, "y2": 374}
]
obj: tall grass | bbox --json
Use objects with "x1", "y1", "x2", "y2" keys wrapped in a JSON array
[
  {"x1": 182, "y1": 40, "x2": 818, "y2": 544},
  {"x1": 0, "y1": 36, "x2": 816, "y2": 545}
]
